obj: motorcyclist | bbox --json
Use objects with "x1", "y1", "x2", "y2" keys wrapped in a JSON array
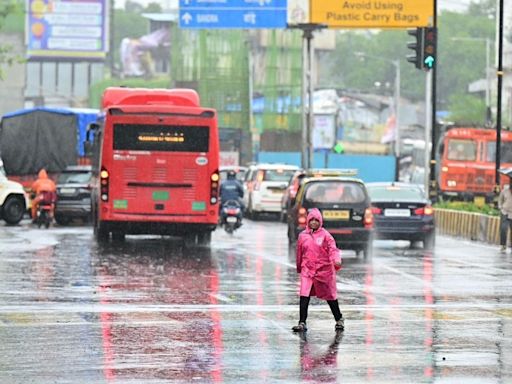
[
  {"x1": 31, "y1": 168, "x2": 57, "y2": 222},
  {"x1": 219, "y1": 170, "x2": 244, "y2": 223}
]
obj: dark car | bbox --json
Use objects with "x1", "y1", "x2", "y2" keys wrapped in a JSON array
[
  {"x1": 287, "y1": 176, "x2": 374, "y2": 257},
  {"x1": 54, "y1": 165, "x2": 93, "y2": 225},
  {"x1": 280, "y1": 168, "x2": 358, "y2": 222},
  {"x1": 366, "y1": 182, "x2": 435, "y2": 249}
]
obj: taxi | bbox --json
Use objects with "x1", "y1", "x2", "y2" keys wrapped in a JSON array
[{"x1": 287, "y1": 176, "x2": 374, "y2": 257}]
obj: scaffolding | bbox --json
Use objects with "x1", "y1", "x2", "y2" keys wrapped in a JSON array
[{"x1": 170, "y1": 27, "x2": 303, "y2": 134}]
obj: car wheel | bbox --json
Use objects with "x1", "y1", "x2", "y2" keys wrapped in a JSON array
[
  {"x1": 424, "y1": 231, "x2": 436, "y2": 250},
  {"x1": 2, "y1": 196, "x2": 25, "y2": 225},
  {"x1": 287, "y1": 224, "x2": 296, "y2": 244},
  {"x1": 363, "y1": 240, "x2": 373, "y2": 259},
  {"x1": 55, "y1": 215, "x2": 71, "y2": 226}
]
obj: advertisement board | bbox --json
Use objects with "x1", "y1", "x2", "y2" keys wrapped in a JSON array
[
  {"x1": 26, "y1": 0, "x2": 109, "y2": 60},
  {"x1": 311, "y1": 0, "x2": 434, "y2": 28},
  {"x1": 313, "y1": 114, "x2": 336, "y2": 150}
]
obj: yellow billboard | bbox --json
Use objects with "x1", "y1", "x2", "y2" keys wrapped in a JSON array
[{"x1": 311, "y1": 0, "x2": 434, "y2": 28}]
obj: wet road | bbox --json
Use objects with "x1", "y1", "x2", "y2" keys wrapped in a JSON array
[{"x1": 0, "y1": 218, "x2": 511, "y2": 383}]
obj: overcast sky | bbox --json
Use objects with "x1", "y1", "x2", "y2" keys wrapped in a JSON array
[{"x1": 114, "y1": 0, "x2": 475, "y2": 12}]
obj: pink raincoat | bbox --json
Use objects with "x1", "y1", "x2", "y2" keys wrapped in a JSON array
[{"x1": 296, "y1": 208, "x2": 342, "y2": 300}]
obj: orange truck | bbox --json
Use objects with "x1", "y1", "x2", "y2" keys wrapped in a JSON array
[{"x1": 436, "y1": 127, "x2": 512, "y2": 203}]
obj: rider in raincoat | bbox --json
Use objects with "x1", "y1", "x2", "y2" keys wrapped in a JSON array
[
  {"x1": 292, "y1": 208, "x2": 344, "y2": 332},
  {"x1": 30, "y1": 168, "x2": 57, "y2": 221}
]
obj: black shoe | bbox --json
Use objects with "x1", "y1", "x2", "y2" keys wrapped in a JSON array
[
  {"x1": 292, "y1": 321, "x2": 307, "y2": 332},
  {"x1": 335, "y1": 318, "x2": 344, "y2": 331}
]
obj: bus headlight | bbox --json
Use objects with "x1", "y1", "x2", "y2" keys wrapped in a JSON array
[{"x1": 447, "y1": 180, "x2": 457, "y2": 187}]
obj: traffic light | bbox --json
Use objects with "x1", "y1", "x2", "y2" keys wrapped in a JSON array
[
  {"x1": 422, "y1": 27, "x2": 437, "y2": 70},
  {"x1": 406, "y1": 28, "x2": 425, "y2": 70},
  {"x1": 333, "y1": 142, "x2": 344, "y2": 154}
]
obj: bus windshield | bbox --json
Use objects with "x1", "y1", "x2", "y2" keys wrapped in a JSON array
[
  {"x1": 447, "y1": 139, "x2": 476, "y2": 161},
  {"x1": 113, "y1": 124, "x2": 210, "y2": 152},
  {"x1": 486, "y1": 142, "x2": 512, "y2": 163}
]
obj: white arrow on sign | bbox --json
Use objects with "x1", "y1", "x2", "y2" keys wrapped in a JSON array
[{"x1": 181, "y1": 12, "x2": 192, "y2": 24}]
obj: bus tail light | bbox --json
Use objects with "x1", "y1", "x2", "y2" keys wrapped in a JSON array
[
  {"x1": 210, "y1": 171, "x2": 219, "y2": 204},
  {"x1": 371, "y1": 206, "x2": 382, "y2": 215},
  {"x1": 364, "y1": 208, "x2": 374, "y2": 228},
  {"x1": 100, "y1": 168, "x2": 109, "y2": 202}
]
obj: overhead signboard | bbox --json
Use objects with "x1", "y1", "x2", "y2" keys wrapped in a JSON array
[
  {"x1": 179, "y1": 0, "x2": 288, "y2": 29},
  {"x1": 311, "y1": 0, "x2": 434, "y2": 29},
  {"x1": 26, "y1": 0, "x2": 109, "y2": 60}
]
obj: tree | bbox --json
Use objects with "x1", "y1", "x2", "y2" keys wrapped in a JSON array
[
  {"x1": 0, "y1": 0, "x2": 22, "y2": 80},
  {"x1": 321, "y1": 6, "x2": 495, "y2": 124}
]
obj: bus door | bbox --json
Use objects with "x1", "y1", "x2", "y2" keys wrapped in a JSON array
[{"x1": 108, "y1": 117, "x2": 212, "y2": 217}]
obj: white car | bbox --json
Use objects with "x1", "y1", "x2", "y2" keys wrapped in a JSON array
[
  {"x1": 243, "y1": 163, "x2": 300, "y2": 219},
  {"x1": 0, "y1": 160, "x2": 29, "y2": 225}
]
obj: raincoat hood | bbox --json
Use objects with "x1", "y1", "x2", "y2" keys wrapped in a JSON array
[
  {"x1": 306, "y1": 208, "x2": 323, "y2": 230},
  {"x1": 38, "y1": 169, "x2": 48, "y2": 179}
]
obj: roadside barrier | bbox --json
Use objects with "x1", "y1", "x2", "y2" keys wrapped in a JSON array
[{"x1": 434, "y1": 208, "x2": 501, "y2": 244}]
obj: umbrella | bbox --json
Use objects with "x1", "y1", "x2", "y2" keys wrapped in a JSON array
[{"x1": 498, "y1": 168, "x2": 512, "y2": 177}]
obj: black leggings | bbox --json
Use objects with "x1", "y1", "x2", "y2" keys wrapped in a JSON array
[{"x1": 299, "y1": 296, "x2": 342, "y2": 323}]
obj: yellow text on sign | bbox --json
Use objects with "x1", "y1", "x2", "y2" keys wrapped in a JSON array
[{"x1": 311, "y1": 0, "x2": 434, "y2": 28}]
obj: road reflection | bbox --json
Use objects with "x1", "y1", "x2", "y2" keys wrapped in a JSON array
[{"x1": 93, "y1": 238, "x2": 224, "y2": 382}]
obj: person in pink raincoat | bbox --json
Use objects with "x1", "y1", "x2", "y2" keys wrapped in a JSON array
[{"x1": 292, "y1": 208, "x2": 344, "y2": 332}]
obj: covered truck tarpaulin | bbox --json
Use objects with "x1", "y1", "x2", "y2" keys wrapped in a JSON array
[{"x1": 0, "y1": 107, "x2": 99, "y2": 176}]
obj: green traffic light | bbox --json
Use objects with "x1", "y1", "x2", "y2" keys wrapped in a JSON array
[
  {"x1": 333, "y1": 143, "x2": 344, "y2": 154},
  {"x1": 424, "y1": 55, "x2": 435, "y2": 68}
]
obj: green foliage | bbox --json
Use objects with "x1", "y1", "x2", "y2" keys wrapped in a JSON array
[
  {"x1": 434, "y1": 201, "x2": 499, "y2": 216},
  {"x1": 0, "y1": 0, "x2": 23, "y2": 80},
  {"x1": 89, "y1": 77, "x2": 172, "y2": 108},
  {"x1": 322, "y1": 6, "x2": 495, "y2": 118},
  {"x1": 447, "y1": 93, "x2": 487, "y2": 125}
]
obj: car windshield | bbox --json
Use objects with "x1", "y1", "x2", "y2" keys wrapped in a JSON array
[
  {"x1": 367, "y1": 185, "x2": 424, "y2": 201},
  {"x1": 304, "y1": 181, "x2": 366, "y2": 204},
  {"x1": 220, "y1": 169, "x2": 246, "y2": 182},
  {"x1": 263, "y1": 169, "x2": 296, "y2": 182},
  {"x1": 57, "y1": 171, "x2": 91, "y2": 184}
]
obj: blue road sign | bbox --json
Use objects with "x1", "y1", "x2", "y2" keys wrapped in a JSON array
[
  {"x1": 179, "y1": 0, "x2": 287, "y2": 7},
  {"x1": 179, "y1": 0, "x2": 287, "y2": 29}
]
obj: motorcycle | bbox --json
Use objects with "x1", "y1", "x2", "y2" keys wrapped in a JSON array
[
  {"x1": 34, "y1": 191, "x2": 56, "y2": 229},
  {"x1": 220, "y1": 199, "x2": 243, "y2": 234},
  {"x1": 36, "y1": 201, "x2": 53, "y2": 229}
]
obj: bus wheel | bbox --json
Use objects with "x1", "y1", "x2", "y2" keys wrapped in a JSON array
[
  {"x1": 183, "y1": 233, "x2": 197, "y2": 248},
  {"x1": 95, "y1": 223, "x2": 109, "y2": 242},
  {"x1": 197, "y1": 231, "x2": 211, "y2": 246},
  {"x1": 112, "y1": 232, "x2": 125, "y2": 242}
]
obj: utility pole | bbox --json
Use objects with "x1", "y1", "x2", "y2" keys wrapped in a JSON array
[
  {"x1": 429, "y1": 0, "x2": 438, "y2": 202},
  {"x1": 291, "y1": 23, "x2": 325, "y2": 170},
  {"x1": 495, "y1": 0, "x2": 504, "y2": 192}
]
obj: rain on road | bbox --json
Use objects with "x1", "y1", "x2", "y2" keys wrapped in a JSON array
[{"x1": 0, "y1": 218, "x2": 511, "y2": 383}]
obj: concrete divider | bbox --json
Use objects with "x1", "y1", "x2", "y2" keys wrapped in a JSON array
[{"x1": 435, "y1": 208, "x2": 501, "y2": 245}]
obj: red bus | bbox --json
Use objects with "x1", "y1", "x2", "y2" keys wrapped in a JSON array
[
  {"x1": 87, "y1": 87, "x2": 220, "y2": 245},
  {"x1": 436, "y1": 127, "x2": 512, "y2": 203}
]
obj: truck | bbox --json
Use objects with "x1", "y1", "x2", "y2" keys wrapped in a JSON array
[
  {"x1": 0, "y1": 107, "x2": 100, "y2": 191},
  {"x1": 435, "y1": 126, "x2": 512, "y2": 203}
]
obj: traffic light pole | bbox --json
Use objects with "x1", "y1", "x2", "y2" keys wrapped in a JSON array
[
  {"x1": 429, "y1": 0, "x2": 438, "y2": 202},
  {"x1": 425, "y1": 70, "x2": 433, "y2": 195}
]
